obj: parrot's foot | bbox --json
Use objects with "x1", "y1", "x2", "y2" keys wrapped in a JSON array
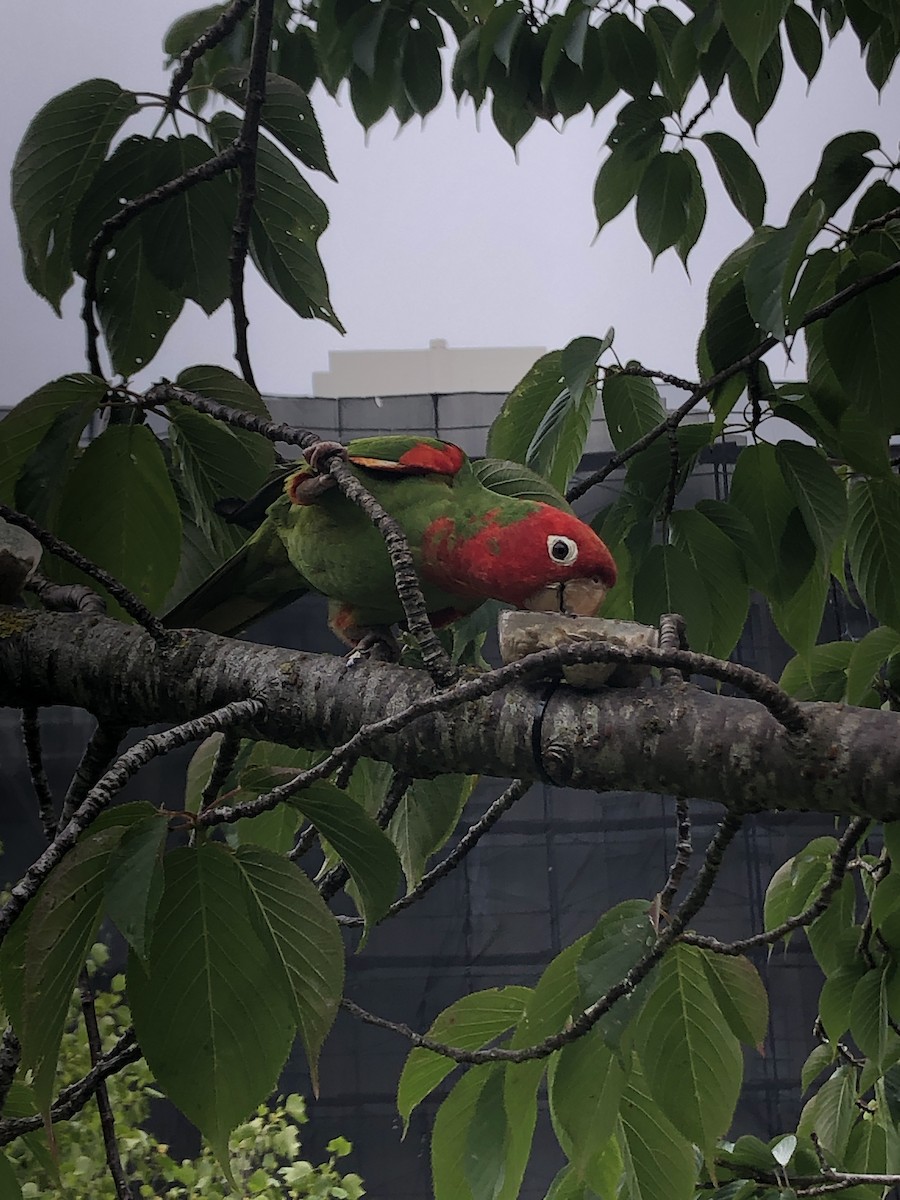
[
  {"x1": 346, "y1": 629, "x2": 401, "y2": 666},
  {"x1": 304, "y1": 440, "x2": 348, "y2": 474}
]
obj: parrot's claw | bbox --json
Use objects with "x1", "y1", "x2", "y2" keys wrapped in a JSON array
[
  {"x1": 304, "y1": 440, "x2": 348, "y2": 474},
  {"x1": 346, "y1": 630, "x2": 401, "y2": 666}
]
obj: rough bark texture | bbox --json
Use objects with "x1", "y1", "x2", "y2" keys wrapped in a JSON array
[{"x1": 1, "y1": 609, "x2": 898, "y2": 818}]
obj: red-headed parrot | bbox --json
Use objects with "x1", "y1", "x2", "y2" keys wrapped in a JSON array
[{"x1": 164, "y1": 435, "x2": 617, "y2": 646}]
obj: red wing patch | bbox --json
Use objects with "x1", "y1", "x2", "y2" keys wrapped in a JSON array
[{"x1": 349, "y1": 442, "x2": 465, "y2": 478}]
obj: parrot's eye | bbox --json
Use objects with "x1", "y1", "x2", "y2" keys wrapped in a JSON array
[{"x1": 547, "y1": 535, "x2": 579, "y2": 565}]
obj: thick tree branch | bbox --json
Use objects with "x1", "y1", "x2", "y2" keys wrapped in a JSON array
[{"x1": 2, "y1": 613, "x2": 899, "y2": 822}]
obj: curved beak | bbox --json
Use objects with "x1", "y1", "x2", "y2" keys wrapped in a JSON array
[{"x1": 521, "y1": 578, "x2": 608, "y2": 618}]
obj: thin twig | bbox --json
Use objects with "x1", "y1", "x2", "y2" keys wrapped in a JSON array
[
  {"x1": 336, "y1": 778, "x2": 531, "y2": 926},
  {"x1": 59, "y1": 723, "x2": 127, "y2": 832},
  {"x1": 341, "y1": 813, "x2": 744, "y2": 1065},
  {"x1": 20, "y1": 707, "x2": 57, "y2": 839},
  {"x1": 199, "y1": 728, "x2": 242, "y2": 811},
  {"x1": 682, "y1": 816, "x2": 868, "y2": 955},
  {"x1": 567, "y1": 257, "x2": 900, "y2": 502},
  {"x1": 0, "y1": 505, "x2": 165, "y2": 638},
  {"x1": 0, "y1": 1032, "x2": 140, "y2": 1145},
  {"x1": 659, "y1": 796, "x2": 692, "y2": 915},
  {"x1": 167, "y1": 0, "x2": 256, "y2": 111},
  {"x1": 227, "y1": 0, "x2": 276, "y2": 387},
  {"x1": 0, "y1": 699, "x2": 264, "y2": 946},
  {"x1": 78, "y1": 973, "x2": 131, "y2": 1199}
]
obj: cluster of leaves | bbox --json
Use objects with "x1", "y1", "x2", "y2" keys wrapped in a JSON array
[
  {"x1": 0, "y1": 742, "x2": 472, "y2": 1182},
  {"x1": 3, "y1": 947, "x2": 364, "y2": 1199},
  {"x1": 402, "y1": 902, "x2": 767, "y2": 1200}
]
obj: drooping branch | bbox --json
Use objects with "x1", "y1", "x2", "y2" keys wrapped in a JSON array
[
  {"x1": 79, "y1": 972, "x2": 131, "y2": 1200},
  {"x1": 2, "y1": 612, "x2": 899, "y2": 822}
]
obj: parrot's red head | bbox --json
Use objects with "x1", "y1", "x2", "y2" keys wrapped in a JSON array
[{"x1": 422, "y1": 504, "x2": 617, "y2": 616}]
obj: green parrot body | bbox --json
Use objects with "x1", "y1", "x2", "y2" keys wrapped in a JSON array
[{"x1": 164, "y1": 436, "x2": 617, "y2": 644}]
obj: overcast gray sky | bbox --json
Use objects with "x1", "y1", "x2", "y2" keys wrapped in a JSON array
[{"x1": 2, "y1": 2, "x2": 898, "y2": 402}]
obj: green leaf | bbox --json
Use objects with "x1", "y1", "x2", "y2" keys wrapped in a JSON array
[
  {"x1": 617, "y1": 1057, "x2": 696, "y2": 1200},
  {"x1": 431, "y1": 1065, "x2": 492, "y2": 1200},
  {"x1": 727, "y1": 32, "x2": 783, "y2": 132},
  {"x1": 593, "y1": 147, "x2": 651, "y2": 232},
  {"x1": 104, "y1": 815, "x2": 167, "y2": 962},
  {"x1": 780, "y1": 641, "x2": 854, "y2": 701},
  {"x1": 847, "y1": 626, "x2": 900, "y2": 705},
  {"x1": 209, "y1": 114, "x2": 342, "y2": 332},
  {"x1": 721, "y1": 0, "x2": 789, "y2": 81},
  {"x1": 404, "y1": 24, "x2": 444, "y2": 116},
  {"x1": 11, "y1": 79, "x2": 138, "y2": 311},
  {"x1": 20, "y1": 826, "x2": 124, "y2": 1111},
  {"x1": 167, "y1": 405, "x2": 273, "y2": 555},
  {"x1": 96, "y1": 218, "x2": 185, "y2": 376},
  {"x1": 55, "y1": 424, "x2": 182, "y2": 615},
  {"x1": 699, "y1": 951, "x2": 769, "y2": 1049},
  {"x1": 599, "y1": 14, "x2": 657, "y2": 96},
  {"x1": 848, "y1": 478, "x2": 900, "y2": 630},
  {"x1": 0, "y1": 1152, "x2": 23, "y2": 1200},
  {"x1": 744, "y1": 205, "x2": 826, "y2": 338},
  {"x1": 793, "y1": 131, "x2": 880, "y2": 221},
  {"x1": 214, "y1": 69, "x2": 335, "y2": 179},
  {"x1": 852, "y1": 966, "x2": 891, "y2": 1068},
  {"x1": 472, "y1": 458, "x2": 572, "y2": 512},
  {"x1": 770, "y1": 560, "x2": 830, "y2": 658},
  {"x1": 487, "y1": 351, "x2": 564, "y2": 466},
  {"x1": 728, "y1": 442, "x2": 815, "y2": 601},
  {"x1": 675, "y1": 149, "x2": 707, "y2": 268},
  {"x1": 577, "y1": 902, "x2": 657, "y2": 1049},
  {"x1": 785, "y1": 3, "x2": 824, "y2": 82},
  {"x1": 808, "y1": 874, "x2": 857, "y2": 975},
  {"x1": 562, "y1": 335, "x2": 607, "y2": 408},
  {"x1": 775, "y1": 442, "x2": 847, "y2": 561},
  {"x1": 388, "y1": 774, "x2": 477, "y2": 890},
  {"x1": 524, "y1": 376, "x2": 595, "y2": 493},
  {"x1": 549, "y1": 1029, "x2": 626, "y2": 1181},
  {"x1": 798, "y1": 1066, "x2": 857, "y2": 1158},
  {"x1": 701, "y1": 132, "x2": 767, "y2": 228},
  {"x1": 634, "y1": 944, "x2": 742, "y2": 1158},
  {"x1": 822, "y1": 256, "x2": 900, "y2": 434},
  {"x1": 0, "y1": 374, "x2": 106, "y2": 509},
  {"x1": 802, "y1": 1044, "x2": 836, "y2": 1093},
  {"x1": 398, "y1": 987, "x2": 530, "y2": 1128},
  {"x1": 141, "y1": 135, "x2": 235, "y2": 315},
  {"x1": 128, "y1": 844, "x2": 297, "y2": 1174},
  {"x1": 234, "y1": 845, "x2": 344, "y2": 1090},
  {"x1": 669, "y1": 508, "x2": 749, "y2": 658},
  {"x1": 644, "y1": 6, "x2": 698, "y2": 112},
  {"x1": 633, "y1": 544, "x2": 712, "y2": 654},
  {"x1": 602, "y1": 374, "x2": 665, "y2": 452},
  {"x1": 464, "y1": 1067, "x2": 508, "y2": 1200},
  {"x1": 287, "y1": 783, "x2": 402, "y2": 927},
  {"x1": 636, "y1": 151, "x2": 693, "y2": 261}
]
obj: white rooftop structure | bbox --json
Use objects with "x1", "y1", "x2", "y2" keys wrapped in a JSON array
[{"x1": 311, "y1": 339, "x2": 546, "y2": 398}]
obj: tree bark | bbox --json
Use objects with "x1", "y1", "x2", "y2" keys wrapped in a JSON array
[{"x1": 1, "y1": 609, "x2": 898, "y2": 818}]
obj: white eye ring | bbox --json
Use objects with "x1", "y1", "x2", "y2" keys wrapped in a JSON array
[{"x1": 547, "y1": 535, "x2": 579, "y2": 565}]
